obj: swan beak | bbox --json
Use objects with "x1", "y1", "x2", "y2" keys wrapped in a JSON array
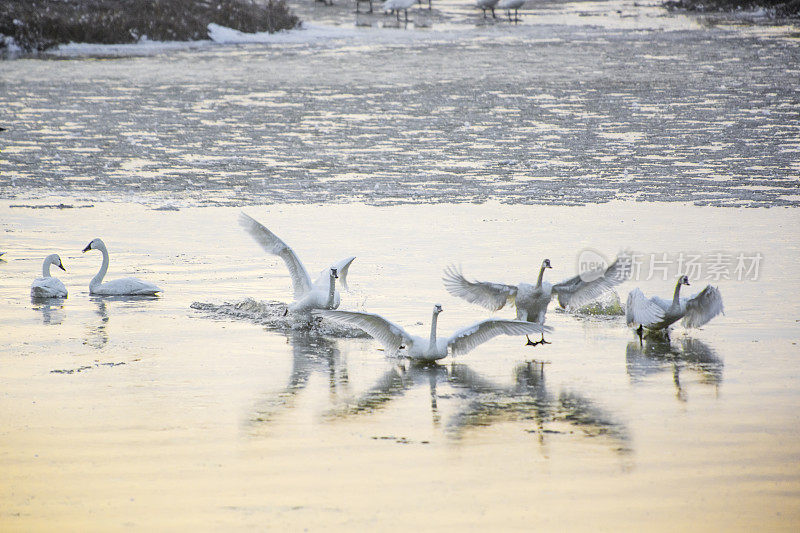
[
  {"x1": 58, "y1": 263, "x2": 66, "y2": 272},
  {"x1": 685, "y1": 281, "x2": 690, "y2": 286},
  {"x1": 82, "y1": 243, "x2": 92, "y2": 253}
]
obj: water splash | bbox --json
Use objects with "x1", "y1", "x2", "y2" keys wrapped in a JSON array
[{"x1": 190, "y1": 298, "x2": 369, "y2": 337}]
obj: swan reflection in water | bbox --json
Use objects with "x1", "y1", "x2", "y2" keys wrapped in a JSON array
[
  {"x1": 31, "y1": 297, "x2": 66, "y2": 325},
  {"x1": 82, "y1": 295, "x2": 159, "y2": 350},
  {"x1": 248, "y1": 331, "x2": 351, "y2": 427},
  {"x1": 84, "y1": 297, "x2": 110, "y2": 349},
  {"x1": 325, "y1": 360, "x2": 629, "y2": 453},
  {"x1": 626, "y1": 337, "x2": 723, "y2": 401},
  {"x1": 249, "y1": 332, "x2": 629, "y2": 454}
]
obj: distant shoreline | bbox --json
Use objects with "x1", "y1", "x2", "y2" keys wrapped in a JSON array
[{"x1": 0, "y1": 0, "x2": 300, "y2": 54}]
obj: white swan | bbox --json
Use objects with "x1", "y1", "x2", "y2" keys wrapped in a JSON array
[
  {"x1": 239, "y1": 212, "x2": 355, "y2": 314},
  {"x1": 498, "y1": 0, "x2": 524, "y2": 21},
  {"x1": 477, "y1": 0, "x2": 500, "y2": 18},
  {"x1": 443, "y1": 255, "x2": 630, "y2": 345},
  {"x1": 82, "y1": 238, "x2": 161, "y2": 296},
  {"x1": 316, "y1": 304, "x2": 551, "y2": 362},
  {"x1": 383, "y1": 0, "x2": 417, "y2": 21},
  {"x1": 626, "y1": 275, "x2": 724, "y2": 337},
  {"x1": 31, "y1": 253, "x2": 68, "y2": 298}
]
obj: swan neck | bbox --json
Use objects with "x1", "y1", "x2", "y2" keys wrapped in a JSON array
[
  {"x1": 429, "y1": 312, "x2": 439, "y2": 351},
  {"x1": 91, "y1": 243, "x2": 110, "y2": 289},
  {"x1": 672, "y1": 281, "x2": 683, "y2": 306},
  {"x1": 42, "y1": 256, "x2": 53, "y2": 278},
  {"x1": 536, "y1": 265, "x2": 546, "y2": 288},
  {"x1": 326, "y1": 273, "x2": 336, "y2": 308}
]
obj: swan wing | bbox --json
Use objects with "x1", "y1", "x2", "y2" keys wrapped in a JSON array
[
  {"x1": 446, "y1": 319, "x2": 551, "y2": 357},
  {"x1": 442, "y1": 265, "x2": 517, "y2": 312},
  {"x1": 334, "y1": 256, "x2": 356, "y2": 291},
  {"x1": 314, "y1": 256, "x2": 356, "y2": 291},
  {"x1": 552, "y1": 254, "x2": 632, "y2": 309},
  {"x1": 682, "y1": 286, "x2": 724, "y2": 328},
  {"x1": 626, "y1": 288, "x2": 665, "y2": 327},
  {"x1": 239, "y1": 212, "x2": 312, "y2": 299},
  {"x1": 315, "y1": 310, "x2": 412, "y2": 354}
]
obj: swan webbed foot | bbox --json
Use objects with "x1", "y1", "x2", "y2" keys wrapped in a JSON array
[{"x1": 526, "y1": 333, "x2": 549, "y2": 346}]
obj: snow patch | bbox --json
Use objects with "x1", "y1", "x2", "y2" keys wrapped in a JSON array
[{"x1": 207, "y1": 22, "x2": 356, "y2": 44}]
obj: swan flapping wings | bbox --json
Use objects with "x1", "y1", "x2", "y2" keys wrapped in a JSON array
[
  {"x1": 682, "y1": 286, "x2": 724, "y2": 328},
  {"x1": 317, "y1": 309, "x2": 551, "y2": 359},
  {"x1": 442, "y1": 265, "x2": 517, "y2": 312},
  {"x1": 239, "y1": 212, "x2": 313, "y2": 299},
  {"x1": 443, "y1": 253, "x2": 631, "y2": 313}
]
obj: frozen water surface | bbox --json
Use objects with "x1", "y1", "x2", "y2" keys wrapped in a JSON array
[
  {"x1": 1, "y1": 0, "x2": 799, "y2": 530},
  {"x1": 1, "y1": 0, "x2": 798, "y2": 207}
]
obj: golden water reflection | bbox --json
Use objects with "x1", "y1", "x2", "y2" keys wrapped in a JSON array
[{"x1": 251, "y1": 332, "x2": 630, "y2": 454}]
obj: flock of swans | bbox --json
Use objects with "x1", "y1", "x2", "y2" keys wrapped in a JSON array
[
  {"x1": 352, "y1": 0, "x2": 529, "y2": 23},
  {"x1": 28, "y1": 212, "x2": 724, "y2": 363},
  {"x1": 237, "y1": 212, "x2": 724, "y2": 362}
]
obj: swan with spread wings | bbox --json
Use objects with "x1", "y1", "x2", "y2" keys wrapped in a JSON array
[
  {"x1": 626, "y1": 275, "x2": 724, "y2": 338},
  {"x1": 316, "y1": 304, "x2": 550, "y2": 362},
  {"x1": 239, "y1": 212, "x2": 355, "y2": 314},
  {"x1": 443, "y1": 254, "x2": 630, "y2": 346}
]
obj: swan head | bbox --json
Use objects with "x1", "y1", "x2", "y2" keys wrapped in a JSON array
[
  {"x1": 45, "y1": 253, "x2": 66, "y2": 271},
  {"x1": 82, "y1": 238, "x2": 103, "y2": 253},
  {"x1": 330, "y1": 267, "x2": 339, "y2": 279},
  {"x1": 433, "y1": 303, "x2": 443, "y2": 315},
  {"x1": 679, "y1": 275, "x2": 690, "y2": 286},
  {"x1": 542, "y1": 258, "x2": 552, "y2": 269}
]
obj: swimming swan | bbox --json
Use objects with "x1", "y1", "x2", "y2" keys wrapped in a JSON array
[
  {"x1": 315, "y1": 304, "x2": 551, "y2": 362},
  {"x1": 626, "y1": 275, "x2": 724, "y2": 337},
  {"x1": 82, "y1": 238, "x2": 161, "y2": 296},
  {"x1": 443, "y1": 255, "x2": 630, "y2": 346},
  {"x1": 239, "y1": 212, "x2": 355, "y2": 314},
  {"x1": 31, "y1": 253, "x2": 68, "y2": 298}
]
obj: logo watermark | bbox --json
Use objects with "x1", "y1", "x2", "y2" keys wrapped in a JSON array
[
  {"x1": 578, "y1": 249, "x2": 610, "y2": 282},
  {"x1": 577, "y1": 250, "x2": 762, "y2": 282}
]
